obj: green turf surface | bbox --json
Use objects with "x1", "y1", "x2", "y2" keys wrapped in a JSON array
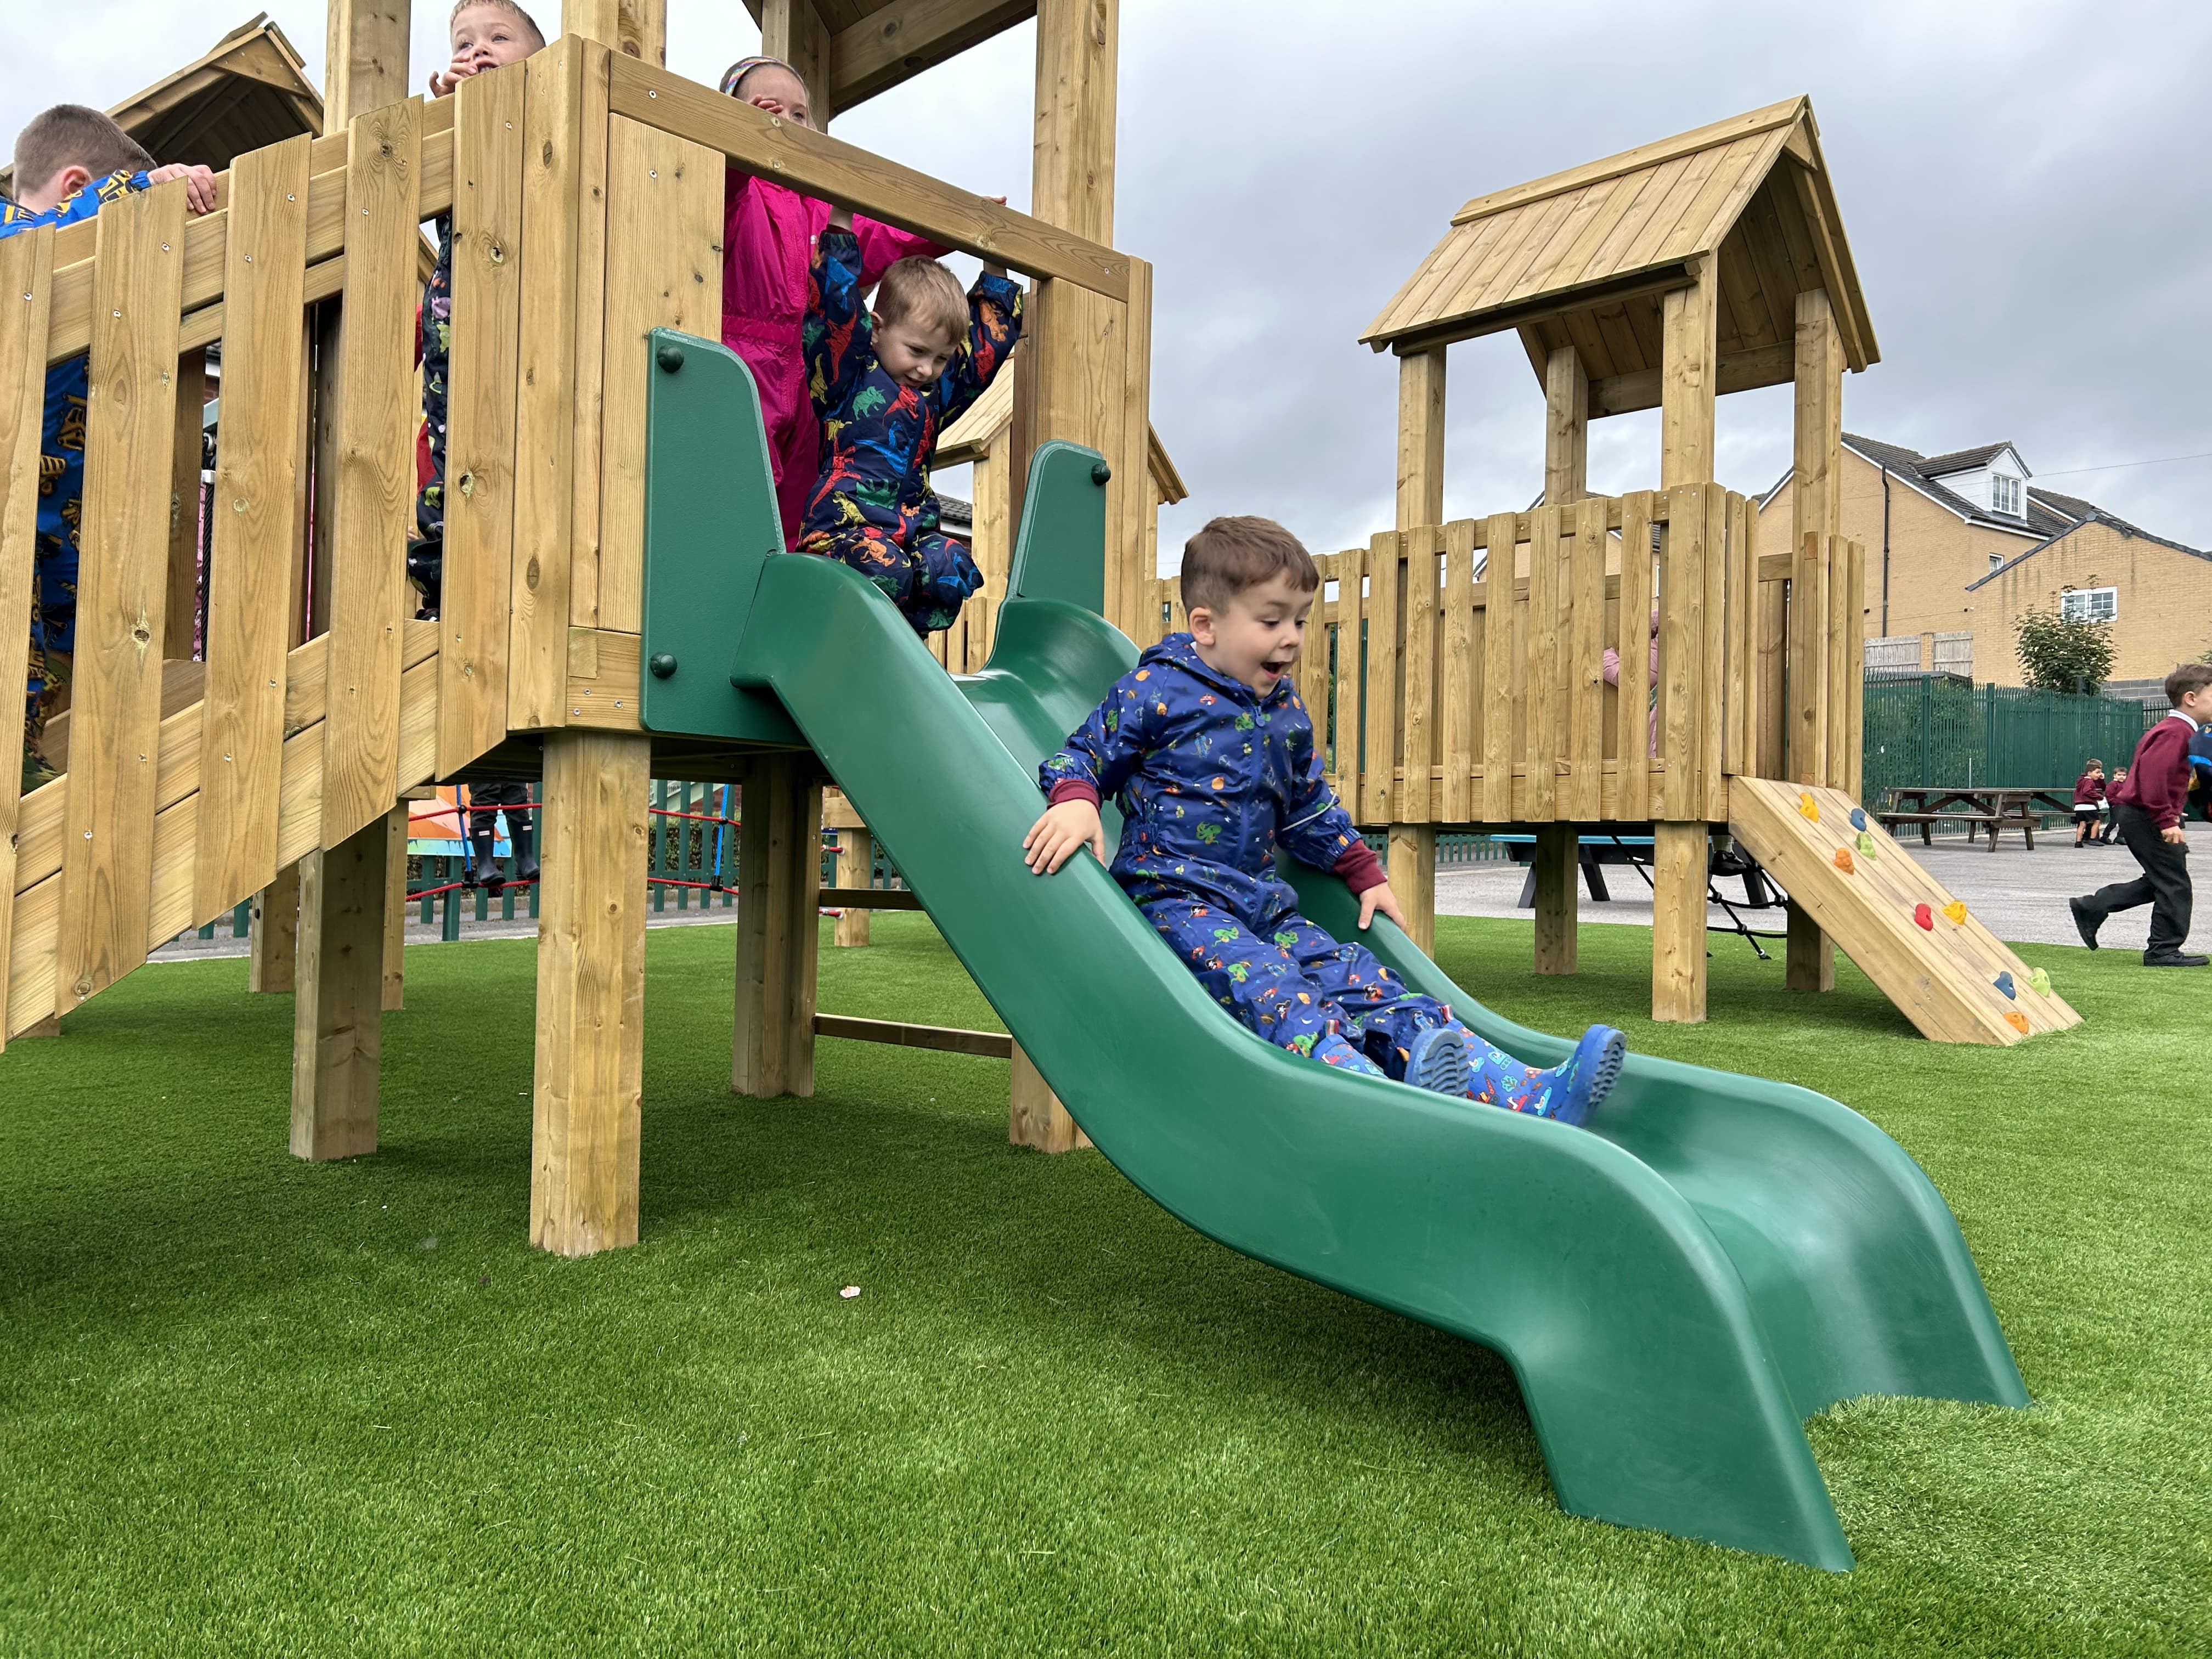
[{"x1": 0, "y1": 915, "x2": 2203, "y2": 1656}]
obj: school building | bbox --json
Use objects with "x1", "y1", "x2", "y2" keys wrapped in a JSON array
[{"x1": 1756, "y1": 434, "x2": 2212, "y2": 689}]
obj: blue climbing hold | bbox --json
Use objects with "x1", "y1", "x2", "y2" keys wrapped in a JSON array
[
  {"x1": 1994, "y1": 971, "x2": 2016, "y2": 999},
  {"x1": 1849, "y1": 806, "x2": 1868, "y2": 832}
]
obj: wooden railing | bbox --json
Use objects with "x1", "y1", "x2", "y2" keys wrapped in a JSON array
[{"x1": 1142, "y1": 487, "x2": 1865, "y2": 825}]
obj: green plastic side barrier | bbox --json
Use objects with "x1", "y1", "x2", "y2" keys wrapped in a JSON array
[{"x1": 650, "y1": 330, "x2": 2028, "y2": 1567}]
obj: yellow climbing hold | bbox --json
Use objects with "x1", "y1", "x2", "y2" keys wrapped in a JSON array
[
  {"x1": 1798, "y1": 793, "x2": 1820, "y2": 823},
  {"x1": 1943, "y1": 900, "x2": 1968, "y2": 926}
]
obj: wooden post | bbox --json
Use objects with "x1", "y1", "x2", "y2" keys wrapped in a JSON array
[
  {"x1": 248, "y1": 867, "x2": 299, "y2": 991},
  {"x1": 1653, "y1": 270, "x2": 1718, "y2": 1024},
  {"x1": 759, "y1": 0, "x2": 832, "y2": 121},
  {"x1": 1785, "y1": 286, "x2": 1843, "y2": 991},
  {"x1": 323, "y1": 1, "x2": 413, "y2": 127},
  {"x1": 568, "y1": 0, "x2": 667, "y2": 65},
  {"x1": 732, "y1": 753, "x2": 821, "y2": 1099},
  {"x1": 382, "y1": 802, "x2": 408, "y2": 1011},
  {"x1": 291, "y1": 817, "x2": 388, "y2": 1160},
  {"x1": 1386, "y1": 345, "x2": 1444, "y2": 957},
  {"x1": 531, "y1": 729, "x2": 650, "y2": 1255},
  {"x1": 1532, "y1": 821, "x2": 1576, "y2": 975},
  {"x1": 1534, "y1": 346, "x2": 1587, "y2": 973},
  {"x1": 832, "y1": 826, "x2": 872, "y2": 948},
  {"x1": 1011, "y1": 1045, "x2": 1091, "y2": 1154},
  {"x1": 1387, "y1": 823, "x2": 1436, "y2": 957}
]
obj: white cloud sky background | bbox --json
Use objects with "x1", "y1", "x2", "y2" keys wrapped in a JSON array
[{"x1": 4, "y1": 1, "x2": 2208, "y2": 570}]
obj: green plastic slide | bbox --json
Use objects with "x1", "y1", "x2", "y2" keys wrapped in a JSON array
[{"x1": 639, "y1": 331, "x2": 2028, "y2": 1570}]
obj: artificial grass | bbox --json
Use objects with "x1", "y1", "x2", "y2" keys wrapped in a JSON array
[{"x1": 0, "y1": 915, "x2": 2204, "y2": 1656}]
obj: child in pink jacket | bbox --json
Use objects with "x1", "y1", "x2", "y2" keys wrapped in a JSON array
[{"x1": 719, "y1": 57, "x2": 953, "y2": 546}]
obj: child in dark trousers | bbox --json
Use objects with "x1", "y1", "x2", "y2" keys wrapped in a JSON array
[
  {"x1": 2101, "y1": 769, "x2": 2128, "y2": 843},
  {"x1": 2071, "y1": 664, "x2": 2212, "y2": 967},
  {"x1": 1023, "y1": 517, "x2": 1625, "y2": 1124},
  {"x1": 2072, "y1": 759, "x2": 2105, "y2": 847},
  {"x1": 797, "y1": 210, "x2": 1021, "y2": 635},
  {"x1": 1, "y1": 106, "x2": 215, "y2": 790}
]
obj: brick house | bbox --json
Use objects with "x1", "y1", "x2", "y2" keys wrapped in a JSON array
[{"x1": 1757, "y1": 435, "x2": 2212, "y2": 685}]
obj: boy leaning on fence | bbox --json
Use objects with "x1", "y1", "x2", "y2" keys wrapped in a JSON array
[{"x1": 1, "y1": 106, "x2": 215, "y2": 792}]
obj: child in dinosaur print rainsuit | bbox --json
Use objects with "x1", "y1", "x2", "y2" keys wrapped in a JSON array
[
  {"x1": 1025, "y1": 517, "x2": 1624, "y2": 1122},
  {"x1": 797, "y1": 216, "x2": 1021, "y2": 635}
]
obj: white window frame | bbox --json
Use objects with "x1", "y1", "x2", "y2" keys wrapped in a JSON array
[
  {"x1": 1988, "y1": 551, "x2": 2004, "y2": 573},
  {"x1": 1991, "y1": 473, "x2": 2023, "y2": 516},
  {"x1": 2060, "y1": 586, "x2": 2118, "y2": 623}
]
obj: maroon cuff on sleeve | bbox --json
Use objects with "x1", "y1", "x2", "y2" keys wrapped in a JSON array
[
  {"x1": 1334, "y1": 842, "x2": 1386, "y2": 895},
  {"x1": 1047, "y1": 780, "x2": 1102, "y2": 809}
]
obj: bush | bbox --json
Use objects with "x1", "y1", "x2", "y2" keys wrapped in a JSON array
[{"x1": 2013, "y1": 606, "x2": 2116, "y2": 693}]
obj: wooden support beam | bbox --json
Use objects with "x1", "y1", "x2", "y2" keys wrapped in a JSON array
[
  {"x1": 1542, "y1": 345, "x2": 1587, "y2": 505},
  {"x1": 248, "y1": 865, "x2": 298, "y2": 992},
  {"x1": 1532, "y1": 821, "x2": 1576, "y2": 975},
  {"x1": 382, "y1": 803, "x2": 407, "y2": 1011},
  {"x1": 1659, "y1": 267, "x2": 1718, "y2": 490},
  {"x1": 291, "y1": 816, "x2": 387, "y2": 1160},
  {"x1": 732, "y1": 753, "x2": 822, "y2": 1099},
  {"x1": 1588, "y1": 341, "x2": 1796, "y2": 419},
  {"x1": 1652, "y1": 822, "x2": 1707, "y2": 1023},
  {"x1": 831, "y1": 827, "x2": 874, "y2": 945},
  {"x1": 760, "y1": 0, "x2": 834, "y2": 122},
  {"x1": 828, "y1": 0, "x2": 1037, "y2": 117},
  {"x1": 1395, "y1": 346, "x2": 1446, "y2": 528},
  {"x1": 1785, "y1": 899, "x2": 1833, "y2": 993},
  {"x1": 1011, "y1": 1042, "x2": 1090, "y2": 1154},
  {"x1": 568, "y1": 0, "x2": 667, "y2": 63},
  {"x1": 1786, "y1": 288, "x2": 1843, "y2": 988},
  {"x1": 531, "y1": 729, "x2": 650, "y2": 1255},
  {"x1": 815, "y1": 1013, "x2": 1011, "y2": 1059},
  {"x1": 1387, "y1": 825, "x2": 1436, "y2": 957},
  {"x1": 323, "y1": 1, "x2": 412, "y2": 132}
]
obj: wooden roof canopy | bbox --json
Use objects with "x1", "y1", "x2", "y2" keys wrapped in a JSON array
[
  {"x1": 0, "y1": 15, "x2": 320, "y2": 199},
  {"x1": 739, "y1": 0, "x2": 1040, "y2": 119},
  {"x1": 1361, "y1": 96, "x2": 1878, "y2": 417}
]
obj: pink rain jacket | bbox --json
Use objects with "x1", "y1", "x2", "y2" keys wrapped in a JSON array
[{"x1": 721, "y1": 170, "x2": 947, "y2": 545}]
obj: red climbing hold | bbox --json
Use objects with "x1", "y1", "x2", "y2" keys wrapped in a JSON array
[{"x1": 1914, "y1": 903, "x2": 1933, "y2": 930}]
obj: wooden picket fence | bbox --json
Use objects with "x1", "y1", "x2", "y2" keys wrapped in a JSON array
[{"x1": 1141, "y1": 488, "x2": 1865, "y2": 826}]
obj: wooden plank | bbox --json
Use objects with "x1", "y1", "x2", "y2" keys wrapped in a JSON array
[
  {"x1": 437, "y1": 63, "x2": 529, "y2": 778},
  {"x1": 1616, "y1": 491, "x2": 1654, "y2": 819},
  {"x1": 1521, "y1": 506, "x2": 1561, "y2": 821},
  {"x1": 1399, "y1": 528, "x2": 1438, "y2": 821},
  {"x1": 165, "y1": 346, "x2": 207, "y2": 657},
  {"x1": 1723, "y1": 491, "x2": 1755, "y2": 780},
  {"x1": 1756, "y1": 557, "x2": 1787, "y2": 779},
  {"x1": 55, "y1": 184, "x2": 188, "y2": 1014},
  {"x1": 1588, "y1": 339, "x2": 1795, "y2": 418},
  {"x1": 1656, "y1": 491, "x2": 1701, "y2": 821},
  {"x1": 318, "y1": 96, "x2": 421, "y2": 848},
  {"x1": 1564, "y1": 496, "x2": 1607, "y2": 820},
  {"x1": 1543, "y1": 346, "x2": 1587, "y2": 504},
  {"x1": 1359, "y1": 532, "x2": 1400, "y2": 825},
  {"x1": 1333, "y1": 543, "x2": 1364, "y2": 814},
  {"x1": 1846, "y1": 537, "x2": 1867, "y2": 797},
  {"x1": 39, "y1": 658, "x2": 204, "y2": 775},
  {"x1": 531, "y1": 727, "x2": 651, "y2": 1254},
  {"x1": 569, "y1": 0, "x2": 669, "y2": 65},
  {"x1": 1479, "y1": 512, "x2": 1519, "y2": 823},
  {"x1": 1532, "y1": 821, "x2": 1575, "y2": 974},
  {"x1": 1011, "y1": 1040, "x2": 1090, "y2": 1154},
  {"x1": 1700, "y1": 483, "x2": 1729, "y2": 822},
  {"x1": 827, "y1": 0, "x2": 1037, "y2": 115},
  {"x1": 1658, "y1": 269, "x2": 1717, "y2": 489},
  {"x1": 1113, "y1": 256, "x2": 1155, "y2": 635},
  {"x1": 1790, "y1": 528, "x2": 1828, "y2": 785},
  {"x1": 1300, "y1": 554, "x2": 1335, "y2": 774},
  {"x1": 815, "y1": 1012, "x2": 1012, "y2": 1060},
  {"x1": 732, "y1": 753, "x2": 822, "y2": 1098},
  {"x1": 606, "y1": 56, "x2": 1129, "y2": 299},
  {"x1": 567, "y1": 46, "x2": 613, "y2": 669},
  {"x1": 1387, "y1": 824, "x2": 1435, "y2": 956},
  {"x1": 1825, "y1": 532, "x2": 1854, "y2": 793},
  {"x1": 0, "y1": 227, "x2": 53, "y2": 1051},
  {"x1": 564, "y1": 625, "x2": 642, "y2": 730},
  {"x1": 1652, "y1": 821, "x2": 1707, "y2": 1022},
  {"x1": 324, "y1": 0, "x2": 411, "y2": 126},
  {"x1": 1395, "y1": 347, "x2": 1446, "y2": 528},
  {"x1": 290, "y1": 812, "x2": 387, "y2": 1159},
  {"x1": 248, "y1": 865, "x2": 298, "y2": 992},
  {"x1": 1440, "y1": 518, "x2": 1477, "y2": 822},
  {"x1": 194, "y1": 134, "x2": 311, "y2": 922},
  {"x1": 509, "y1": 39, "x2": 596, "y2": 730},
  {"x1": 382, "y1": 801, "x2": 407, "y2": 1011},
  {"x1": 592, "y1": 116, "x2": 724, "y2": 634},
  {"x1": 829, "y1": 823, "x2": 876, "y2": 948}
]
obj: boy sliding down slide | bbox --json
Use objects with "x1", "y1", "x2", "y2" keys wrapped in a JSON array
[{"x1": 1023, "y1": 517, "x2": 1624, "y2": 1123}]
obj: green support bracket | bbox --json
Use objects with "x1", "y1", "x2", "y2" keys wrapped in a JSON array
[{"x1": 1006, "y1": 441, "x2": 1110, "y2": 616}]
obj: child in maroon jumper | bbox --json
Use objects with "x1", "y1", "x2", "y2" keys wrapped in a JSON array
[
  {"x1": 2072, "y1": 759, "x2": 2105, "y2": 847},
  {"x1": 2070, "y1": 664, "x2": 2212, "y2": 966}
]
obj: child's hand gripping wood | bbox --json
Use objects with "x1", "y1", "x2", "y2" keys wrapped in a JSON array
[{"x1": 1023, "y1": 799, "x2": 1105, "y2": 874}]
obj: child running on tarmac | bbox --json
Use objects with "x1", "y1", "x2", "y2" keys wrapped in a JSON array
[
  {"x1": 797, "y1": 207, "x2": 1022, "y2": 635},
  {"x1": 1022, "y1": 517, "x2": 1626, "y2": 1122}
]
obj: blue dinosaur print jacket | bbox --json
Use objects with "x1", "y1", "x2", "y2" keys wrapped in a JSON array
[
  {"x1": 800, "y1": 225, "x2": 1022, "y2": 550},
  {"x1": 1039, "y1": 633, "x2": 1385, "y2": 927}
]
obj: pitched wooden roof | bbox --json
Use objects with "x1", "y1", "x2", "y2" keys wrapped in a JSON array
[
  {"x1": 938, "y1": 370, "x2": 1187, "y2": 504},
  {"x1": 1361, "y1": 97, "x2": 1877, "y2": 404},
  {"x1": 0, "y1": 15, "x2": 320, "y2": 199},
  {"x1": 740, "y1": 0, "x2": 1039, "y2": 116}
]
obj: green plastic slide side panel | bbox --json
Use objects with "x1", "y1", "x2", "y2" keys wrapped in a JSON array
[
  {"x1": 638, "y1": 328, "x2": 803, "y2": 744},
  {"x1": 1006, "y1": 441, "x2": 1109, "y2": 614},
  {"x1": 726, "y1": 548, "x2": 2027, "y2": 1570}
]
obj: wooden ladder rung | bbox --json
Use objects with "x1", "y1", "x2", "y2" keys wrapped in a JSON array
[{"x1": 812, "y1": 1014, "x2": 1010, "y2": 1059}]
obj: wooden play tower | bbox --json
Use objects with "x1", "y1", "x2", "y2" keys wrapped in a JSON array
[{"x1": 0, "y1": 0, "x2": 1149, "y2": 1253}]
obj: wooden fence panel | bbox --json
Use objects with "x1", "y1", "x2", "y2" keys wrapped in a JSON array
[
  {"x1": 55, "y1": 187, "x2": 187, "y2": 1013},
  {"x1": 1657, "y1": 488, "x2": 1703, "y2": 821},
  {"x1": 1616, "y1": 490, "x2": 1654, "y2": 820},
  {"x1": 319, "y1": 97, "x2": 422, "y2": 847},
  {"x1": 1791, "y1": 526, "x2": 1829, "y2": 786},
  {"x1": 1846, "y1": 537, "x2": 1866, "y2": 797},
  {"x1": 1398, "y1": 527, "x2": 1438, "y2": 821},
  {"x1": 1480, "y1": 511, "x2": 1517, "y2": 823},
  {"x1": 1701, "y1": 483, "x2": 1729, "y2": 821},
  {"x1": 1360, "y1": 531, "x2": 1398, "y2": 823},
  {"x1": 1299, "y1": 554, "x2": 1335, "y2": 767},
  {"x1": 1522, "y1": 505, "x2": 1561, "y2": 821},
  {"x1": 438, "y1": 61, "x2": 529, "y2": 777},
  {"x1": 1566, "y1": 496, "x2": 1607, "y2": 820},
  {"x1": 194, "y1": 136, "x2": 311, "y2": 921},
  {"x1": 1334, "y1": 542, "x2": 1364, "y2": 809},
  {"x1": 0, "y1": 227, "x2": 54, "y2": 1048},
  {"x1": 1440, "y1": 518, "x2": 1477, "y2": 822},
  {"x1": 1825, "y1": 531, "x2": 1855, "y2": 793},
  {"x1": 1723, "y1": 490, "x2": 1754, "y2": 780}
]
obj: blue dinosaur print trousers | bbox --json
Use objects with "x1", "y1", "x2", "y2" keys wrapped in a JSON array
[{"x1": 802, "y1": 526, "x2": 981, "y2": 635}]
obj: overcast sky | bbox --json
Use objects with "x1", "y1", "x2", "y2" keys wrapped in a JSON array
[{"x1": 7, "y1": 1, "x2": 2209, "y2": 567}]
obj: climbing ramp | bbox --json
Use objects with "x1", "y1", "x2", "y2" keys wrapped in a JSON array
[{"x1": 1729, "y1": 778, "x2": 2081, "y2": 1045}]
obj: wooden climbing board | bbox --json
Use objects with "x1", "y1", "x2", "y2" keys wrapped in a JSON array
[{"x1": 1729, "y1": 778, "x2": 2082, "y2": 1046}]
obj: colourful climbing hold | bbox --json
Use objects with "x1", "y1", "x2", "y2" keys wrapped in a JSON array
[
  {"x1": 1833, "y1": 847, "x2": 1854, "y2": 873},
  {"x1": 2028, "y1": 967, "x2": 2053, "y2": 997},
  {"x1": 2005, "y1": 1011, "x2": 2031, "y2": 1035},
  {"x1": 1914, "y1": 903, "x2": 1933, "y2": 930},
  {"x1": 1857, "y1": 830, "x2": 1879, "y2": 859},
  {"x1": 1798, "y1": 793, "x2": 1820, "y2": 823},
  {"x1": 1849, "y1": 806, "x2": 1868, "y2": 832},
  {"x1": 1994, "y1": 970, "x2": 2016, "y2": 999},
  {"x1": 1943, "y1": 900, "x2": 1968, "y2": 926}
]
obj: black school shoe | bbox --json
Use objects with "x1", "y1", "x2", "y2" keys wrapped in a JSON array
[
  {"x1": 2068, "y1": 898, "x2": 2102, "y2": 950},
  {"x1": 2143, "y1": 952, "x2": 2209, "y2": 967}
]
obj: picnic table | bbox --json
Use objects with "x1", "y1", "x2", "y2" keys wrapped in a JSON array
[{"x1": 1876, "y1": 787, "x2": 2077, "y2": 852}]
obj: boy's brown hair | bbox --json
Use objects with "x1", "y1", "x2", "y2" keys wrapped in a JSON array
[
  {"x1": 451, "y1": 0, "x2": 545, "y2": 48},
  {"x1": 2164, "y1": 662, "x2": 2212, "y2": 706},
  {"x1": 13, "y1": 106, "x2": 153, "y2": 199},
  {"x1": 1180, "y1": 516, "x2": 1319, "y2": 617},
  {"x1": 873, "y1": 257, "x2": 968, "y2": 345}
]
